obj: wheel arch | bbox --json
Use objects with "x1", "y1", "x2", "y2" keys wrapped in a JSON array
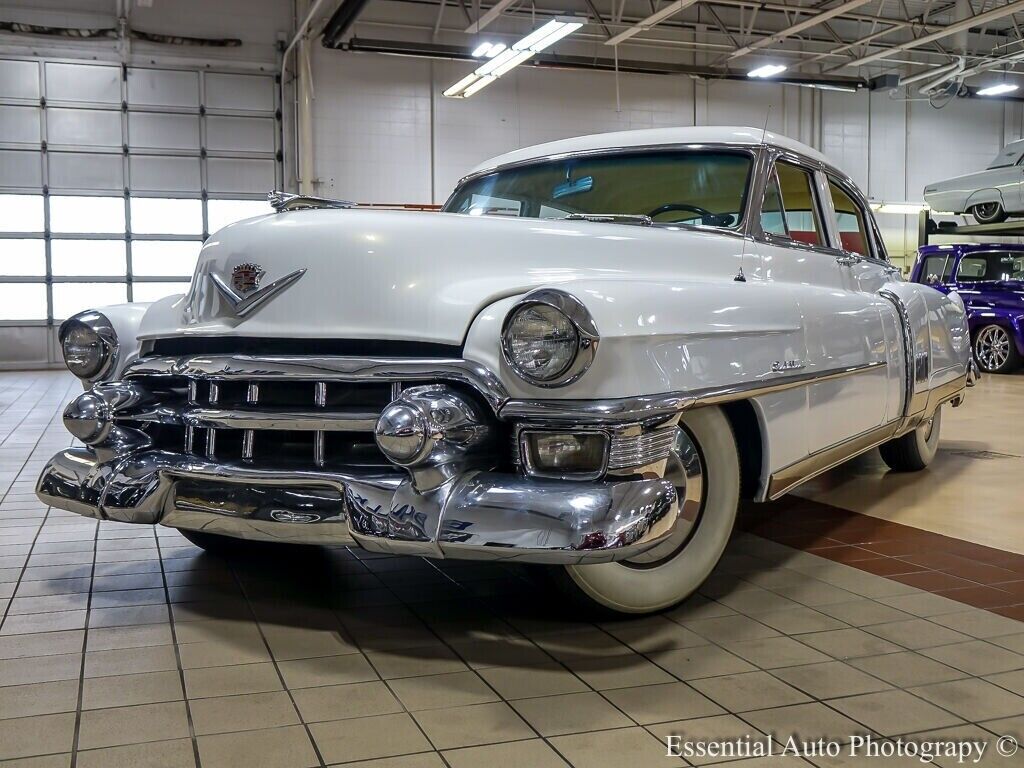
[
  {"x1": 721, "y1": 399, "x2": 764, "y2": 502},
  {"x1": 965, "y1": 188, "x2": 1005, "y2": 209}
]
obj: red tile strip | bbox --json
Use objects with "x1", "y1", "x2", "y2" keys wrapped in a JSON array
[{"x1": 737, "y1": 496, "x2": 1024, "y2": 619}]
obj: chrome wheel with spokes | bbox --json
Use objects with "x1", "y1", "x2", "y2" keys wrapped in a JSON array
[{"x1": 974, "y1": 324, "x2": 1020, "y2": 373}]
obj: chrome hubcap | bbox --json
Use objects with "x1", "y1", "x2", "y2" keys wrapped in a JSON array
[
  {"x1": 622, "y1": 426, "x2": 705, "y2": 567},
  {"x1": 976, "y1": 326, "x2": 1010, "y2": 371},
  {"x1": 975, "y1": 203, "x2": 1000, "y2": 220}
]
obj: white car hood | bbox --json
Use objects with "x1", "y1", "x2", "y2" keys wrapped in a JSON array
[{"x1": 138, "y1": 208, "x2": 743, "y2": 345}]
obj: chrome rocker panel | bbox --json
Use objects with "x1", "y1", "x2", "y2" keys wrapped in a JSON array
[{"x1": 37, "y1": 447, "x2": 680, "y2": 564}]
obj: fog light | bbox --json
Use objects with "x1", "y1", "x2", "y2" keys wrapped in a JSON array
[
  {"x1": 63, "y1": 391, "x2": 111, "y2": 445},
  {"x1": 522, "y1": 431, "x2": 608, "y2": 478}
]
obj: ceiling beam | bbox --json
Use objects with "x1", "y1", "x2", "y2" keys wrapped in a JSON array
[
  {"x1": 726, "y1": 0, "x2": 875, "y2": 60},
  {"x1": 463, "y1": 0, "x2": 518, "y2": 33},
  {"x1": 836, "y1": 0, "x2": 1024, "y2": 69},
  {"x1": 604, "y1": 0, "x2": 701, "y2": 46}
]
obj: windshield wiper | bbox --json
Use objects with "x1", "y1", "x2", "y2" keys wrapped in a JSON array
[{"x1": 557, "y1": 213, "x2": 653, "y2": 226}]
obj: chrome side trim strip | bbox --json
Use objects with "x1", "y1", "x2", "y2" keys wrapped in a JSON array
[
  {"x1": 765, "y1": 420, "x2": 901, "y2": 501},
  {"x1": 501, "y1": 361, "x2": 887, "y2": 425},
  {"x1": 125, "y1": 355, "x2": 510, "y2": 411},
  {"x1": 878, "y1": 289, "x2": 916, "y2": 418}
]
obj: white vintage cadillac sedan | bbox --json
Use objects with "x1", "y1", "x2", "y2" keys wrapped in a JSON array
[{"x1": 40, "y1": 126, "x2": 976, "y2": 614}]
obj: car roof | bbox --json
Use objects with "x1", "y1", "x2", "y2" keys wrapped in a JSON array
[
  {"x1": 919, "y1": 243, "x2": 1024, "y2": 255},
  {"x1": 467, "y1": 126, "x2": 831, "y2": 177}
]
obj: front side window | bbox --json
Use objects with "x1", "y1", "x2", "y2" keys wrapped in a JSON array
[
  {"x1": 920, "y1": 254, "x2": 954, "y2": 284},
  {"x1": 765, "y1": 161, "x2": 825, "y2": 247},
  {"x1": 445, "y1": 150, "x2": 752, "y2": 229},
  {"x1": 957, "y1": 252, "x2": 1024, "y2": 282},
  {"x1": 828, "y1": 180, "x2": 872, "y2": 258}
]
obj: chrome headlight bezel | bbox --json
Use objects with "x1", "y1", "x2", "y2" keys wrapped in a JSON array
[
  {"x1": 500, "y1": 289, "x2": 599, "y2": 388},
  {"x1": 59, "y1": 310, "x2": 118, "y2": 382}
]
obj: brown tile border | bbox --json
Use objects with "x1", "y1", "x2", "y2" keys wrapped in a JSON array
[{"x1": 738, "y1": 496, "x2": 1024, "y2": 620}]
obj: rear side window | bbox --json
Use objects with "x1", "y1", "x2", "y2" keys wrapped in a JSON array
[
  {"x1": 958, "y1": 252, "x2": 1024, "y2": 282},
  {"x1": 828, "y1": 180, "x2": 872, "y2": 258},
  {"x1": 767, "y1": 161, "x2": 825, "y2": 247}
]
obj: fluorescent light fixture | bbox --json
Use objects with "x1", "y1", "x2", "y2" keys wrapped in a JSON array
[
  {"x1": 445, "y1": 16, "x2": 584, "y2": 98},
  {"x1": 472, "y1": 42, "x2": 507, "y2": 58},
  {"x1": 977, "y1": 83, "x2": 1018, "y2": 96},
  {"x1": 869, "y1": 201, "x2": 930, "y2": 215},
  {"x1": 748, "y1": 64, "x2": 787, "y2": 78}
]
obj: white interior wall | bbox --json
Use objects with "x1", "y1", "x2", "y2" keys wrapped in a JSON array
[{"x1": 311, "y1": 49, "x2": 1021, "y2": 267}]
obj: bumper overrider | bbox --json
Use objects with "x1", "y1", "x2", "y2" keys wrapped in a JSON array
[{"x1": 37, "y1": 362, "x2": 683, "y2": 565}]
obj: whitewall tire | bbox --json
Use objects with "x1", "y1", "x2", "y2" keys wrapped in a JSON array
[
  {"x1": 560, "y1": 405, "x2": 740, "y2": 615},
  {"x1": 879, "y1": 406, "x2": 942, "y2": 472}
]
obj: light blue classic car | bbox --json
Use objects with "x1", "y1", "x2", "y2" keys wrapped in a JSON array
[{"x1": 924, "y1": 139, "x2": 1024, "y2": 224}]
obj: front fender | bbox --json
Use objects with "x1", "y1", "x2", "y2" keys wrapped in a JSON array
[{"x1": 463, "y1": 278, "x2": 805, "y2": 400}]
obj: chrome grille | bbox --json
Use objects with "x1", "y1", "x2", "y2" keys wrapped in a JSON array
[{"x1": 123, "y1": 375, "x2": 399, "y2": 468}]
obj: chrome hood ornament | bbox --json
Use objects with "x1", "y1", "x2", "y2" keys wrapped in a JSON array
[
  {"x1": 267, "y1": 190, "x2": 355, "y2": 212},
  {"x1": 211, "y1": 264, "x2": 307, "y2": 319}
]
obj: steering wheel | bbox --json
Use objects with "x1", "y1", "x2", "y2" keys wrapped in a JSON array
[
  {"x1": 648, "y1": 203, "x2": 713, "y2": 219},
  {"x1": 647, "y1": 203, "x2": 732, "y2": 227}
]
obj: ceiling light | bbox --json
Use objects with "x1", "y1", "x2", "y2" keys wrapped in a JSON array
[
  {"x1": 748, "y1": 64, "x2": 787, "y2": 78},
  {"x1": 869, "y1": 201, "x2": 930, "y2": 215},
  {"x1": 472, "y1": 42, "x2": 507, "y2": 58},
  {"x1": 977, "y1": 83, "x2": 1018, "y2": 96},
  {"x1": 445, "y1": 16, "x2": 584, "y2": 98}
]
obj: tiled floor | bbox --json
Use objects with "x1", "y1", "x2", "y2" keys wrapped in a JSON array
[{"x1": 2, "y1": 370, "x2": 1024, "y2": 767}]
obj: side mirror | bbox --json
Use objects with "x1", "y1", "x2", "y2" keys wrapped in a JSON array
[{"x1": 926, "y1": 274, "x2": 941, "y2": 286}]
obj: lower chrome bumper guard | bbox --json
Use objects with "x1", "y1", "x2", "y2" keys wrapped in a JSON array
[{"x1": 36, "y1": 447, "x2": 680, "y2": 564}]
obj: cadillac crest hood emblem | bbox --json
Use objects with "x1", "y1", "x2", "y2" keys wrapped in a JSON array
[
  {"x1": 231, "y1": 263, "x2": 265, "y2": 295},
  {"x1": 210, "y1": 263, "x2": 307, "y2": 319}
]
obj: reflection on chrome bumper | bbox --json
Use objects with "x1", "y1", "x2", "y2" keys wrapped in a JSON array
[{"x1": 36, "y1": 448, "x2": 679, "y2": 564}]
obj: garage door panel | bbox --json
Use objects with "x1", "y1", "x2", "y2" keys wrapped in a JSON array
[
  {"x1": 206, "y1": 116, "x2": 275, "y2": 153},
  {"x1": 45, "y1": 63, "x2": 121, "y2": 104},
  {"x1": 129, "y1": 156, "x2": 201, "y2": 192},
  {"x1": 205, "y1": 73, "x2": 274, "y2": 112},
  {"x1": 127, "y1": 68, "x2": 199, "y2": 108},
  {"x1": 0, "y1": 150, "x2": 43, "y2": 189},
  {"x1": 0, "y1": 60, "x2": 40, "y2": 100},
  {"x1": 0, "y1": 106, "x2": 41, "y2": 146},
  {"x1": 207, "y1": 158, "x2": 275, "y2": 194},
  {"x1": 128, "y1": 112, "x2": 200, "y2": 150},
  {"x1": 47, "y1": 108, "x2": 123, "y2": 148},
  {"x1": 48, "y1": 152, "x2": 124, "y2": 191}
]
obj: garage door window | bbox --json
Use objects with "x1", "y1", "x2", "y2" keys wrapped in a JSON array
[{"x1": 0, "y1": 61, "x2": 280, "y2": 324}]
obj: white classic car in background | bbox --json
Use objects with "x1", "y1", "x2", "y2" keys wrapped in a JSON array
[
  {"x1": 40, "y1": 126, "x2": 976, "y2": 615},
  {"x1": 924, "y1": 138, "x2": 1024, "y2": 223}
]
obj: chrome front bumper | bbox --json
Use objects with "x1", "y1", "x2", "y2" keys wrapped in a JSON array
[{"x1": 37, "y1": 447, "x2": 680, "y2": 564}]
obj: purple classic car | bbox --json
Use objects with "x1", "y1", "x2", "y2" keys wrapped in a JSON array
[{"x1": 911, "y1": 244, "x2": 1024, "y2": 373}]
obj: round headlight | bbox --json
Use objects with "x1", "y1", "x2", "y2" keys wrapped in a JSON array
[
  {"x1": 501, "y1": 290, "x2": 599, "y2": 387},
  {"x1": 60, "y1": 311, "x2": 117, "y2": 381}
]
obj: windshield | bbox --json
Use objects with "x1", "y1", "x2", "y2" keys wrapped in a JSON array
[{"x1": 444, "y1": 150, "x2": 753, "y2": 228}]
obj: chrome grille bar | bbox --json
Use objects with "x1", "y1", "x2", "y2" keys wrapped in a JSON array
[
  {"x1": 206, "y1": 382, "x2": 219, "y2": 459},
  {"x1": 314, "y1": 381, "x2": 327, "y2": 468},
  {"x1": 185, "y1": 380, "x2": 198, "y2": 453},
  {"x1": 242, "y1": 383, "x2": 259, "y2": 461}
]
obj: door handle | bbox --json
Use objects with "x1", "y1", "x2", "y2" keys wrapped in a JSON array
[{"x1": 836, "y1": 253, "x2": 861, "y2": 266}]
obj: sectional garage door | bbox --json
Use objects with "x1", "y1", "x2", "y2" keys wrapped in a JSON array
[{"x1": 0, "y1": 58, "x2": 281, "y2": 366}]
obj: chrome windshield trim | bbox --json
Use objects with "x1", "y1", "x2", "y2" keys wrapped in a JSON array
[
  {"x1": 501, "y1": 361, "x2": 887, "y2": 425},
  {"x1": 124, "y1": 355, "x2": 510, "y2": 411}
]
